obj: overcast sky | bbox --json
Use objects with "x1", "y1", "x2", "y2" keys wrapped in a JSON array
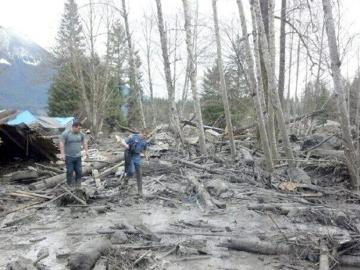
[{"x1": 1, "y1": 0, "x2": 360, "y2": 99}]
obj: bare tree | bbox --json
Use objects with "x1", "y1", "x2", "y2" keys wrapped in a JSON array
[
  {"x1": 143, "y1": 15, "x2": 157, "y2": 127},
  {"x1": 265, "y1": 0, "x2": 278, "y2": 160},
  {"x1": 182, "y1": 0, "x2": 207, "y2": 155},
  {"x1": 121, "y1": 0, "x2": 146, "y2": 129},
  {"x1": 322, "y1": 0, "x2": 360, "y2": 188},
  {"x1": 286, "y1": 20, "x2": 294, "y2": 119},
  {"x1": 68, "y1": 0, "x2": 117, "y2": 136},
  {"x1": 154, "y1": 0, "x2": 184, "y2": 142},
  {"x1": 278, "y1": 0, "x2": 287, "y2": 107},
  {"x1": 212, "y1": 0, "x2": 236, "y2": 161},
  {"x1": 251, "y1": 0, "x2": 294, "y2": 167},
  {"x1": 236, "y1": 0, "x2": 273, "y2": 171}
]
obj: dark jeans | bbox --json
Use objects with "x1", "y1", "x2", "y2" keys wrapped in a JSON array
[
  {"x1": 65, "y1": 156, "x2": 82, "y2": 186},
  {"x1": 124, "y1": 150, "x2": 143, "y2": 194},
  {"x1": 124, "y1": 150, "x2": 141, "y2": 177}
]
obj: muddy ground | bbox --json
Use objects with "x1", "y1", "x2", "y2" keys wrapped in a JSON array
[{"x1": 1, "y1": 131, "x2": 360, "y2": 269}]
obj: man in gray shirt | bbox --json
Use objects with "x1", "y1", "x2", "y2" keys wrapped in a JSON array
[{"x1": 60, "y1": 120, "x2": 88, "y2": 187}]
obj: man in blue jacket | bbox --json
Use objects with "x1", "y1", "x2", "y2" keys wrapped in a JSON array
[{"x1": 120, "y1": 129, "x2": 148, "y2": 196}]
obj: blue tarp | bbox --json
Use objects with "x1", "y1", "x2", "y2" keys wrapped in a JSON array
[
  {"x1": 7, "y1": 110, "x2": 37, "y2": 125},
  {"x1": 7, "y1": 111, "x2": 74, "y2": 129},
  {"x1": 55, "y1": 117, "x2": 74, "y2": 126}
]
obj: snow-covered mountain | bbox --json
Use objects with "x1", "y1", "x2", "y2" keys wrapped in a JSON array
[{"x1": 0, "y1": 26, "x2": 54, "y2": 112}]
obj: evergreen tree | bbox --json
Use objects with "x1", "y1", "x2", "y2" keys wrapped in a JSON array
[
  {"x1": 48, "y1": 0, "x2": 84, "y2": 117},
  {"x1": 108, "y1": 20, "x2": 127, "y2": 84},
  {"x1": 48, "y1": 65, "x2": 80, "y2": 116},
  {"x1": 201, "y1": 60, "x2": 253, "y2": 126},
  {"x1": 54, "y1": 0, "x2": 84, "y2": 63}
]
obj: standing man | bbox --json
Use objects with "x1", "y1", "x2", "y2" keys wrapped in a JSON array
[
  {"x1": 60, "y1": 120, "x2": 88, "y2": 188},
  {"x1": 120, "y1": 129, "x2": 148, "y2": 196}
]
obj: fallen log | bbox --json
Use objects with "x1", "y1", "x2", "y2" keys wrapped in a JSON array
[
  {"x1": 176, "y1": 159, "x2": 221, "y2": 174},
  {"x1": 29, "y1": 155, "x2": 124, "y2": 190},
  {"x1": 118, "y1": 125, "x2": 137, "y2": 133},
  {"x1": 181, "y1": 120, "x2": 225, "y2": 133},
  {"x1": 35, "y1": 163, "x2": 64, "y2": 174},
  {"x1": 221, "y1": 237, "x2": 358, "y2": 267},
  {"x1": 319, "y1": 240, "x2": 329, "y2": 270},
  {"x1": 220, "y1": 238, "x2": 291, "y2": 255},
  {"x1": 68, "y1": 239, "x2": 111, "y2": 270},
  {"x1": 310, "y1": 149, "x2": 345, "y2": 162},
  {"x1": 98, "y1": 161, "x2": 124, "y2": 178},
  {"x1": 5, "y1": 170, "x2": 39, "y2": 182},
  {"x1": 235, "y1": 109, "x2": 325, "y2": 134},
  {"x1": 11, "y1": 191, "x2": 53, "y2": 200},
  {"x1": 338, "y1": 255, "x2": 360, "y2": 267}
]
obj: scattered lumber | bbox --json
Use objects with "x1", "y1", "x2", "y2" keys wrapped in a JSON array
[
  {"x1": 98, "y1": 161, "x2": 124, "y2": 178},
  {"x1": 133, "y1": 250, "x2": 152, "y2": 266},
  {"x1": 29, "y1": 155, "x2": 124, "y2": 190},
  {"x1": 61, "y1": 186, "x2": 87, "y2": 206},
  {"x1": 9, "y1": 191, "x2": 53, "y2": 200},
  {"x1": 68, "y1": 239, "x2": 111, "y2": 270}
]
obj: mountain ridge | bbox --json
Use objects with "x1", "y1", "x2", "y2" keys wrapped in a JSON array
[{"x1": 0, "y1": 26, "x2": 54, "y2": 113}]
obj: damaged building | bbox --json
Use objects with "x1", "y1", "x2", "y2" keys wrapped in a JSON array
[{"x1": 0, "y1": 110, "x2": 73, "y2": 162}]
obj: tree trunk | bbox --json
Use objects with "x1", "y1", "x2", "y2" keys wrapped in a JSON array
[
  {"x1": 144, "y1": 18, "x2": 156, "y2": 127},
  {"x1": 286, "y1": 21, "x2": 294, "y2": 119},
  {"x1": 182, "y1": 0, "x2": 207, "y2": 155},
  {"x1": 236, "y1": 0, "x2": 273, "y2": 171},
  {"x1": 315, "y1": 23, "x2": 325, "y2": 109},
  {"x1": 292, "y1": 35, "x2": 301, "y2": 134},
  {"x1": 122, "y1": 0, "x2": 146, "y2": 129},
  {"x1": 212, "y1": 0, "x2": 236, "y2": 161},
  {"x1": 322, "y1": 0, "x2": 360, "y2": 189},
  {"x1": 278, "y1": 0, "x2": 287, "y2": 107},
  {"x1": 154, "y1": 0, "x2": 184, "y2": 143},
  {"x1": 256, "y1": 0, "x2": 278, "y2": 161},
  {"x1": 266, "y1": 0, "x2": 278, "y2": 159},
  {"x1": 251, "y1": 0, "x2": 294, "y2": 167}
]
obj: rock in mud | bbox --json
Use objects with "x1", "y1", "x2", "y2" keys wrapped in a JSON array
[
  {"x1": 110, "y1": 231, "x2": 128, "y2": 244},
  {"x1": 301, "y1": 134, "x2": 340, "y2": 151},
  {"x1": 205, "y1": 179, "x2": 229, "y2": 196},
  {"x1": 287, "y1": 167, "x2": 311, "y2": 184},
  {"x1": 68, "y1": 239, "x2": 111, "y2": 270},
  {"x1": 6, "y1": 256, "x2": 37, "y2": 270}
]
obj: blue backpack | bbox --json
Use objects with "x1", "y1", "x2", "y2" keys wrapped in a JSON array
[{"x1": 128, "y1": 134, "x2": 143, "y2": 154}]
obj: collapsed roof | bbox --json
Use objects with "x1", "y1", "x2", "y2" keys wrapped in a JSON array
[{"x1": 0, "y1": 110, "x2": 73, "y2": 162}]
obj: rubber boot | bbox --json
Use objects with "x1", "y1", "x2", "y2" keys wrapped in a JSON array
[
  {"x1": 122, "y1": 175, "x2": 129, "y2": 189},
  {"x1": 135, "y1": 168, "x2": 143, "y2": 196}
]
